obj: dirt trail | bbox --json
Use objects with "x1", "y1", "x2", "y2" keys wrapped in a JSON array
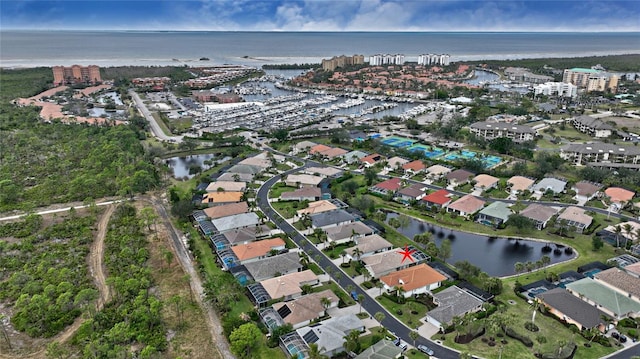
[{"x1": 0, "y1": 205, "x2": 115, "y2": 359}]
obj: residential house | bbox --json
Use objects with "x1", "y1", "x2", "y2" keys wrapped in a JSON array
[
  {"x1": 625, "y1": 262, "x2": 640, "y2": 278},
  {"x1": 473, "y1": 174, "x2": 499, "y2": 192},
  {"x1": 572, "y1": 115, "x2": 614, "y2": 138},
  {"x1": 468, "y1": 121, "x2": 536, "y2": 143},
  {"x1": 532, "y1": 178, "x2": 567, "y2": 195},
  {"x1": 211, "y1": 212, "x2": 260, "y2": 233},
  {"x1": 210, "y1": 227, "x2": 257, "y2": 251},
  {"x1": 226, "y1": 164, "x2": 263, "y2": 177},
  {"x1": 572, "y1": 181, "x2": 601, "y2": 203},
  {"x1": 293, "y1": 314, "x2": 364, "y2": 357},
  {"x1": 297, "y1": 200, "x2": 339, "y2": 217},
  {"x1": 285, "y1": 174, "x2": 324, "y2": 188},
  {"x1": 354, "y1": 340, "x2": 402, "y2": 359},
  {"x1": 447, "y1": 195, "x2": 486, "y2": 217},
  {"x1": 446, "y1": 169, "x2": 474, "y2": 187},
  {"x1": 304, "y1": 166, "x2": 343, "y2": 178},
  {"x1": 519, "y1": 204, "x2": 558, "y2": 230},
  {"x1": 402, "y1": 160, "x2": 426, "y2": 175},
  {"x1": 203, "y1": 202, "x2": 249, "y2": 219},
  {"x1": 560, "y1": 142, "x2": 640, "y2": 167},
  {"x1": 426, "y1": 164, "x2": 452, "y2": 180},
  {"x1": 476, "y1": 201, "x2": 512, "y2": 226},
  {"x1": 239, "y1": 152, "x2": 273, "y2": 170},
  {"x1": 566, "y1": 278, "x2": 640, "y2": 319},
  {"x1": 293, "y1": 140, "x2": 318, "y2": 155},
  {"x1": 325, "y1": 222, "x2": 375, "y2": 245},
  {"x1": 310, "y1": 209, "x2": 356, "y2": 230},
  {"x1": 206, "y1": 181, "x2": 247, "y2": 193},
  {"x1": 421, "y1": 189, "x2": 452, "y2": 210},
  {"x1": 250, "y1": 270, "x2": 320, "y2": 306},
  {"x1": 201, "y1": 191, "x2": 244, "y2": 206},
  {"x1": 240, "y1": 252, "x2": 303, "y2": 282},
  {"x1": 380, "y1": 263, "x2": 447, "y2": 298},
  {"x1": 369, "y1": 177, "x2": 403, "y2": 196},
  {"x1": 507, "y1": 176, "x2": 535, "y2": 195},
  {"x1": 360, "y1": 153, "x2": 384, "y2": 167},
  {"x1": 385, "y1": 156, "x2": 409, "y2": 172},
  {"x1": 557, "y1": 206, "x2": 593, "y2": 233},
  {"x1": 280, "y1": 187, "x2": 322, "y2": 202},
  {"x1": 594, "y1": 268, "x2": 640, "y2": 304},
  {"x1": 362, "y1": 250, "x2": 419, "y2": 279},
  {"x1": 231, "y1": 237, "x2": 286, "y2": 265},
  {"x1": 270, "y1": 290, "x2": 339, "y2": 329},
  {"x1": 536, "y1": 288, "x2": 609, "y2": 332},
  {"x1": 217, "y1": 172, "x2": 254, "y2": 182},
  {"x1": 604, "y1": 187, "x2": 635, "y2": 204},
  {"x1": 309, "y1": 144, "x2": 333, "y2": 155},
  {"x1": 396, "y1": 183, "x2": 426, "y2": 203},
  {"x1": 426, "y1": 286, "x2": 484, "y2": 329},
  {"x1": 341, "y1": 150, "x2": 368, "y2": 164},
  {"x1": 345, "y1": 234, "x2": 393, "y2": 260},
  {"x1": 320, "y1": 147, "x2": 349, "y2": 159}
]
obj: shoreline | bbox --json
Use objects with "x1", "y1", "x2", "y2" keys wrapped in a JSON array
[{"x1": 2, "y1": 51, "x2": 639, "y2": 69}]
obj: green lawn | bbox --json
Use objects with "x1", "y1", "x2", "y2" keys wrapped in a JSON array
[
  {"x1": 323, "y1": 242, "x2": 354, "y2": 259},
  {"x1": 377, "y1": 296, "x2": 428, "y2": 330},
  {"x1": 268, "y1": 183, "x2": 298, "y2": 199},
  {"x1": 312, "y1": 281, "x2": 356, "y2": 307},
  {"x1": 270, "y1": 201, "x2": 299, "y2": 219}
]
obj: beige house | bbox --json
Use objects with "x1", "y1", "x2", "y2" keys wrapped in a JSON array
[{"x1": 507, "y1": 176, "x2": 535, "y2": 195}]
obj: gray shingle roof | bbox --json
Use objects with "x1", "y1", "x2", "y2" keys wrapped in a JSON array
[
  {"x1": 211, "y1": 212, "x2": 260, "y2": 232},
  {"x1": 310, "y1": 209, "x2": 356, "y2": 228},
  {"x1": 242, "y1": 252, "x2": 302, "y2": 282},
  {"x1": 428, "y1": 286, "x2": 483, "y2": 326},
  {"x1": 536, "y1": 288, "x2": 609, "y2": 329}
]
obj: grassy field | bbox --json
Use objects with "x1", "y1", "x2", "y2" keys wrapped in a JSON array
[
  {"x1": 377, "y1": 296, "x2": 429, "y2": 330},
  {"x1": 270, "y1": 201, "x2": 300, "y2": 219},
  {"x1": 269, "y1": 183, "x2": 298, "y2": 199}
]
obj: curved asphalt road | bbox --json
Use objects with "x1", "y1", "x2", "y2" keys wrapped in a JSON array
[
  {"x1": 129, "y1": 89, "x2": 183, "y2": 143},
  {"x1": 257, "y1": 164, "x2": 461, "y2": 359}
]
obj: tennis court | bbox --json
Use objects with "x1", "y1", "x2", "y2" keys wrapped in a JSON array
[{"x1": 381, "y1": 136, "x2": 415, "y2": 148}]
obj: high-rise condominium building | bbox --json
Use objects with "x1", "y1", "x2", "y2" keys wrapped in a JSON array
[{"x1": 52, "y1": 65, "x2": 102, "y2": 86}]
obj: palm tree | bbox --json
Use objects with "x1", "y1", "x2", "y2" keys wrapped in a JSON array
[
  {"x1": 320, "y1": 297, "x2": 331, "y2": 314},
  {"x1": 352, "y1": 247, "x2": 363, "y2": 262},
  {"x1": 340, "y1": 250, "x2": 348, "y2": 265},
  {"x1": 307, "y1": 343, "x2": 328, "y2": 359},
  {"x1": 614, "y1": 225, "x2": 623, "y2": 248},
  {"x1": 409, "y1": 330, "x2": 419, "y2": 346},
  {"x1": 374, "y1": 312, "x2": 386, "y2": 333},
  {"x1": 343, "y1": 330, "x2": 361, "y2": 354},
  {"x1": 376, "y1": 281, "x2": 385, "y2": 296},
  {"x1": 623, "y1": 223, "x2": 634, "y2": 249},
  {"x1": 358, "y1": 294, "x2": 365, "y2": 313}
]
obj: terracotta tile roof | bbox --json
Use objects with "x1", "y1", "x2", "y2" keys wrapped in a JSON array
[
  {"x1": 422, "y1": 189, "x2": 452, "y2": 205},
  {"x1": 321, "y1": 147, "x2": 349, "y2": 158},
  {"x1": 372, "y1": 178, "x2": 402, "y2": 191},
  {"x1": 310, "y1": 144, "x2": 333, "y2": 154},
  {"x1": 203, "y1": 202, "x2": 249, "y2": 219},
  {"x1": 403, "y1": 160, "x2": 426, "y2": 172},
  {"x1": 231, "y1": 238, "x2": 285, "y2": 261},
  {"x1": 507, "y1": 176, "x2": 535, "y2": 192},
  {"x1": 361, "y1": 153, "x2": 383, "y2": 164},
  {"x1": 447, "y1": 195, "x2": 485, "y2": 214},
  {"x1": 605, "y1": 187, "x2": 635, "y2": 203},
  {"x1": 473, "y1": 174, "x2": 499, "y2": 189},
  {"x1": 201, "y1": 191, "x2": 244, "y2": 204},
  {"x1": 380, "y1": 263, "x2": 446, "y2": 292}
]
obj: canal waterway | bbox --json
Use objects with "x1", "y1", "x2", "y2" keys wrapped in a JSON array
[{"x1": 386, "y1": 212, "x2": 575, "y2": 277}]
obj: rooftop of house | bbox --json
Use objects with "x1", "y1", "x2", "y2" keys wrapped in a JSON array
[
  {"x1": 346, "y1": 234, "x2": 392, "y2": 256},
  {"x1": 403, "y1": 160, "x2": 426, "y2": 172},
  {"x1": 532, "y1": 178, "x2": 567, "y2": 194},
  {"x1": 354, "y1": 339, "x2": 402, "y2": 359},
  {"x1": 272, "y1": 289, "x2": 339, "y2": 327},
  {"x1": 380, "y1": 263, "x2": 446, "y2": 292},
  {"x1": 310, "y1": 209, "x2": 356, "y2": 228},
  {"x1": 446, "y1": 169, "x2": 474, "y2": 183},
  {"x1": 260, "y1": 269, "x2": 318, "y2": 300},
  {"x1": 573, "y1": 181, "x2": 602, "y2": 197},
  {"x1": 566, "y1": 278, "x2": 640, "y2": 317},
  {"x1": 211, "y1": 212, "x2": 260, "y2": 232},
  {"x1": 281, "y1": 187, "x2": 322, "y2": 200},
  {"x1": 447, "y1": 194, "x2": 486, "y2": 214},
  {"x1": 222, "y1": 227, "x2": 256, "y2": 245},
  {"x1": 507, "y1": 176, "x2": 536, "y2": 192},
  {"x1": 604, "y1": 187, "x2": 635, "y2": 203},
  {"x1": 386, "y1": 156, "x2": 409, "y2": 169},
  {"x1": 473, "y1": 174, "x2": 499, "y2": 189},
  {"x1": 426, "y1": 164, "x2": 451, "y2": 176},
  {"x1": 536, "y1": 288, "x2": 610, "y2": 329},
  {"x1": 325, "y1": 221, "x2": 375, "y2": 242},
  {"x1": 362, "y1": 250, "x2": 417, "y2": 277},
  {"x1": 397, "y1": 183, "x2": 425, "y2": 198},
  {"x1": 371, "y1": 177, "x2": 403, "y2": 191},
  {"x1": 321, "y1": 147, "x2": 349, "y2": 158},
  {"x1": 242, "y1": 252, "x2": 302, "y2": 282},
  {"x1": 205, "y1": 181, "x2": 247, "y2": 192},
  {"x1": 422, "y1": 189, "x2": 452, "y2": 205},
  {"x1": 478, "y1": 201, "x2": 512, "y2": 222},
  {"x1": 520, "y1": 204, "x2": 558, "y2": 223},
  {"x1": 201, "y1": 191, "x2": 244, "y2": 204},
  {"x1": 594, "y1": 268, "x2": 640, "y2": 299},
  {"x1": 469, "y1": 121, "x2": 535, "y2": 134},
  {"x1": 305, "y1": 166, "x2": 343, "y2": 177},
  {"x1": 286, "y1": 174, "x2": 324, "y2": 186},
  {"x1": 297, "y1": 200, "x2": 339, "y2": 216},
  {"x1": 231, "y1": 238, "x2": 285, "y2": 261},
  {"x1": 558, "y1": 206, "x2": 593, "y2": 226},
  {"x1": 310, "y1": 144, "x2": 333, "y2": 154},
  {"x1": 203, "y1": 201, "x2": 249, "y2": 219},
  {"x1": 428, "y1": 286, "x2": 484, "y2": 325},
  {"x1": 296, "y1": 314, "x2": 363, "y2": 354}
]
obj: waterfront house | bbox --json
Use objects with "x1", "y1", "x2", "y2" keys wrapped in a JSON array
[
  {"x1": 396, "y1": 183, "x2": 426, "y2": 203},
  {"x1": 473, "y1": 174, "x2": 499, "y2": 192},
  {"x1": 203, "y1": 202, "x2": 249, "y2": 219},
  {"x1": 370, "y1": 177, "x2": 403, "y2": 196},
  {"x1": 421, "y1": 189, "x2": 452, "y2": 210},
  {"x1": 447, "y1": 194, "x2": 486, "y2": 217},
  {"x1": 310, "y1": 209, "x2": 356, "y2": 230},
  {"x1": 519, "y1": 204, "x2": 558, "y2": 230},
  {"x1": 293, "y1": 140, "x2": 318, "y2": 155},
  {"x1": 557, "y1": 206, "x2": 593, "y2": 233},
  {"x1": 345, "y1": 234, "x2": 392, "y2": 260},
  {"x1": 354, "y1": 340, "x2": 402, "y2": 359},
  {"x1": 206, "y1": 181, "x2": 247, "y2": 193},
  {"x1": 380, "y1": 263, "x2": 447, "y2": 298},
  {"x1": 402, "y1": 160, "x2": 426, "y2": 175},
  {"x1": 476, "y1": 201, "x2": 512, "y2": 226},
  {"x1": 536, "y1": 288, "x2": 609, "y2": 332},
  {"x1": 325, "y1": 222, "x2": 375, "y2": 245},
  {"x1": 426, "y1": 286, "x2": 484, "y2": 329},
  {"x1": 362, "y1": 250, "x2": 420, "y2": 279},
  {"x1": 446, "y1": 169, "x2": 474, "y2": 188},
  {"x1": 594, "y1": 268, "x2": 640, "y2": 304},
  {"x1": 507, "y1": 176, "x2": 535, "y2": 195}
]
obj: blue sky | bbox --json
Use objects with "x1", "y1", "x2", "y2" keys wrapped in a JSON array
[{"x1": 1, "y1": 0, "x2": 639, "y2": 31}]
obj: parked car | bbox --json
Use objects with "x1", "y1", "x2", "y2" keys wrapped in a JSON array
[
  {"x1": 612, "y1": 332, "x2": 620, "y2": 340},
  {"x1": 417, "y1": 344, "x2": 435, "y2": 355},
  {"x1": 351, "y1": 291, "x2": 359, "y2": 301},
  {"x1": 619, "y1": 334, "x2": 628, "y2": 343}
]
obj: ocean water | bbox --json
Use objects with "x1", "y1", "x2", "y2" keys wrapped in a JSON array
[{"x1": 1, "y1": 31, "x2": 639, "y2": 68}]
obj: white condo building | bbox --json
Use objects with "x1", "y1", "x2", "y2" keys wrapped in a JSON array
[
  {"x1": 418, "y1": 54, "x2": 451, "y2": 66},
  {"x1": 369, "y1": 54, "x2": 405, "y2": 66},
  {"x1": 533, "y1": 82, "x2": 578, "y2": 98}
]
